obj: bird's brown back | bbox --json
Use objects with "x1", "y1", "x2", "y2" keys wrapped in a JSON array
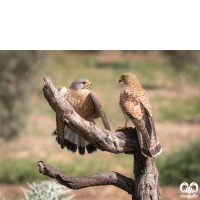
[{"x1": 65, "y1": 89, "x2": 102, "y2": 121}]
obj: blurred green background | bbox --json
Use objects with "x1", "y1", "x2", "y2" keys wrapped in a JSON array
[{"x1": 0, "y1": 50, "x2": 200, "y2": 199}]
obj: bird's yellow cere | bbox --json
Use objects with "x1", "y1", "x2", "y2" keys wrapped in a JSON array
[{"x1": 84, "y1": 81, "x2": 92, "y2": 85}]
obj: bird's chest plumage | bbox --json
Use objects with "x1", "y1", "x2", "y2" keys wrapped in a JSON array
[{"x1": 65, "y1": 89, "x2": 95, "y2": 120}]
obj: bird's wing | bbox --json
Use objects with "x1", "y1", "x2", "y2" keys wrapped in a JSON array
[
  {"x1": 56, "y1": 114, "x2": 65, "y2": 149},
  {"x1": 146, "y1": 113, "x2": 163, "y2": 156},
  {"x1": 138, "y1": 89, "x2": 162, "y2": 156},
  {"x1": 91, "y1": 91, "x2": 102, "y2": 106},
  {"x1": 127, "y1": 108, "x2": 162, "y2": 157},
  {"x1": 140, "y1": 89, "x2": 152, "y2": 116},
  {"x1": 56, "y1": 87, "x2": 68, "y2": 149},
  {"x1": 127, "y1": 113, "x2": 152, "y2": 157},
  {"x1": 90, "y1": 91, "x2": 111, "y2": 131}
]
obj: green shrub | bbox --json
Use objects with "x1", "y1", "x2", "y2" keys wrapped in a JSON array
[
  {"x1": 0, "y1": 50, "x2": 42, "y2": 139},
  {"x1": 21, "y1": 181, "x2": 74, "y2": 200},
  {"x1": 156, "y1": 139, "x2": 200, "y2": 186},
  {"x1": 0, "y1": 159, "x2": 45, "y2": 184}
]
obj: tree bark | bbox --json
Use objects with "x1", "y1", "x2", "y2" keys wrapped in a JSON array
[
  {"x1": 37, "y1": 161, "x2": 135, "y2": 194},
  {"x1": 39, "y1": 77, "x2": 161, "y2": 200}
]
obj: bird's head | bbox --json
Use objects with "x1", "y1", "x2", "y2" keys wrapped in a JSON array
[
  {"x1": 70, "y1": 78, "x2": 92, "y2": 91},
  {"x1": 119, "y1": 73, "x2": 140, "y2": 86}
]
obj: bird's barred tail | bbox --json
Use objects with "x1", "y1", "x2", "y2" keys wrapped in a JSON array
[
  {"x1": 147, "y1": 115, "x2": 163, "y2": 157},
  {"x1": 52, "y1": 127, "x2": 97, "y2": 155},
  {"x1": 137, "y1": 130, "x2": 163, "y2": 158},
  {"x1": 148, "y1": 141, "x2": 163, "y2": 157},
  {"x1": 128, "y1": 113, "x2": 163, "y2": 158}
]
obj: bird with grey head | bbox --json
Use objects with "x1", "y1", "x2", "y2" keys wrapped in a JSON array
[{"x1": 70, "y1": 78, "x2": 92, "y2": 91}]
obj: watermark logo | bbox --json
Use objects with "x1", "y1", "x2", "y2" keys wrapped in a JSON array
[{"x1": 180, "y1": 182, "x2": 198, "y2": 199}]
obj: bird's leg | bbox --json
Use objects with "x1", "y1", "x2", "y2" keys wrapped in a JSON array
[{"x1": 118, "y1": 120, "x2": 130, "y2": 129}]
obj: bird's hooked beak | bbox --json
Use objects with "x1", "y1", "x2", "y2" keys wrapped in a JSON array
[
  {"x1": 85, "y1": 81, "x2": 92, "y2": 89},
  {"x1": 119, "y1": 75, "x2": 124, "y2": 83}
]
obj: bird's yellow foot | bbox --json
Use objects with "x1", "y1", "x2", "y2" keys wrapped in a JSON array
[{"x1": 118, "y1": 125, "x2": 130, "y2": 129}]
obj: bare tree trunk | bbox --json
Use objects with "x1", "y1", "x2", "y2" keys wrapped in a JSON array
[
  {"x1": 39, "y1": 77, "x2": 161, "y2": 200},
  {"x1": 133, "y1": 153, "x2": 161, "y2": 200}
]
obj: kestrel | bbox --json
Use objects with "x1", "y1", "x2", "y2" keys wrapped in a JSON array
[
  {"x1": 119, "y1": 73, "x2": 162, "y2": 157},
  {"x1": 52, "y1": 78, "x2": 110, "y2": 155}
]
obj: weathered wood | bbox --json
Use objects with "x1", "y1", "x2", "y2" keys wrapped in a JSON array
[
  {"x1": 37, "y1": 161, "x2": 135, "y2": 194},
  {"x1": 40, "y1": 77, "x2": 161, "y2": 200},
  {"x1": 133, "y1": 153, "x2": 161, "y2": 200}
]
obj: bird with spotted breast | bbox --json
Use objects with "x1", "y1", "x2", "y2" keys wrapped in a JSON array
[
  {"x1": 119, "y1": 73, "x2": 162, "y2": 157},
  {"x1": 52, "y1": 78, "x2": 111, "y2": 155}
]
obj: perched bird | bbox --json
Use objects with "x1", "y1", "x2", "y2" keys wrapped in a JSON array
[
  {"x1": 119, "y1": 73, "x2": 162, "y2": 157},
  {"x1": 52, "y1": 78, "x2": 110, "y2": 155}
]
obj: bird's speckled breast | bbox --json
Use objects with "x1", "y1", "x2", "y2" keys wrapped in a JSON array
[{"x1": 65, "y1": 89, "x2": 95, "y2": 121}]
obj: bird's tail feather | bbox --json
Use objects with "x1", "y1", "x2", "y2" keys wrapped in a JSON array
[
  {"x1": 147, "y1": 115, "x2": 163, "y2": 157},
  {"x1": 52, "y1": 126, "x2": 97, "y2": 155},
  {"x1": 137, "y1": 129, "x2": 163, "y2": 158},
  {"x1": 127, "y1": 113, "x2": 162, "y2": 158}
]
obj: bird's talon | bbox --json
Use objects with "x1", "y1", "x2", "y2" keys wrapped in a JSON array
[{"x1": 118, "y1": 126, "x2": 130, "y2": 129}]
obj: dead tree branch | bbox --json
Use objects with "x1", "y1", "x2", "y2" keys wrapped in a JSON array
[{"x1": 37, "y1": 161, "x2": 135, "y2": 194}]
